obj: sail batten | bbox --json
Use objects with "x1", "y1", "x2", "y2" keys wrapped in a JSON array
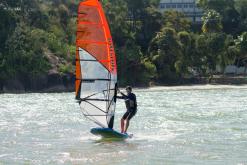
[{"x1": 76, "y1": 0, "x2": 117, "y2": 129}]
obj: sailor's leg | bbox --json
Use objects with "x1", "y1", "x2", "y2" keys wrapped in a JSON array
[
  {"x1": 124, "y1": 110, "x2": 136, "y2": 133},
  {"x1": 124, "y1": 119, "x2": 130, "y2": 133},
  {"x1": 121, "y1": 111, "x2": 129, "y2": 133},
  {"x1": 121, "y1": 118, "x2": 124, "y2": 133}
]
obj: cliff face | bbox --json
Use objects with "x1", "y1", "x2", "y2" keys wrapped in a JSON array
[
  {"x1": 0, "y1": 50, "x2": 75, "y2": 93},
  {"x1": 0, "y1": 1, "x2": 77, "y2": 93},
  {"x1": 1, "y1": 73, "x2": 74, "y2": 93}
]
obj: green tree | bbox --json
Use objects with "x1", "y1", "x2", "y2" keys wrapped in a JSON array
[
  {"x1": 104, "y1": 0, "x2": 159, "y2": 85},
  {"x1": 219, "y1": 35, "x2": 237, "y2": 69},
  {"x1": 103, "y1": 0, "x2": 130, "y2": 47},
  {"x1": 222, "y1": 7, "x2": 240, "y2": 35},
  {"x1": 149, "y1": 27, "x2": 182, "y2": 82},
  {"x1": 197, "y1": 0, "x2": 233, "y2": 13},
  {"x1": 195, "y1": 34, "x2": 210, "y2": 75},
  {"x1": 235, "y1": 32, "x2": 247, "y2": 58},
  {"x1": 139, "y1": 6, "x2": 163, "y2": 52},
  {"x1": 194, "y1": 33, "x2": 229, "y2": 75},
  {"x1": 235, "y1": 0, "x2": 247, "y2": 34},
  {"x1": 0, "y1": 1, "x2": 17, "y2": 51},
  {"x1": 163, "y1": 11, "x2": 191, "y2": 32},
  {"x1": 5, "y1": 22, "x2": 50, "y2": 79},
  {"x1": 177, "y1": 31, "x2": 192, "y2": 76},
  {"x1": 116, "y1": 39, "x2": 144, "y2": 85},
  {"x1": 202, "y1": 9, "x2": 222, "y2": 33},
  {"x1": 197, "y1": 0, "x2": 240, "y2": 35}
]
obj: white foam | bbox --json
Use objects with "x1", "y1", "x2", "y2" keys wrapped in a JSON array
[
  {"x1": 132, "y1": 132, "x2": 176, "y2": 142},
  {"x1": 0, "y1": 154, "x2": 12, "y2": 158},
  {"x1": 79, "y1": 134, "x2": 100, "y2": 141}
]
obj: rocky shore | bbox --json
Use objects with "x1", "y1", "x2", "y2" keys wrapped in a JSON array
[
  {"x1": 153, "y1": 75, "x2": 247, "y2": 86},
  {"x1": 0, "y1": 73, "x2": 74, "y2": 93},
  {"x1": 0, "y1": 49, "x2": 75, "y2": 94},
  {"x1": 1, "y1": 75, "x2": 247, "y2": 94}
]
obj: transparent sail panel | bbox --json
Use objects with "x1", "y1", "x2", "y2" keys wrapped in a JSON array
[
  {"x1": 78, "y1": 48, "x2": 116, "y2": 128},
  {"x1": 79, "y1": 48, "x2": 110, "y2": 97},
  {"x1": 106, "y1": 79, "x2": 116, "y2": 125},
  {"x1": 80, "y1": 100, "x2": 109, "y2": 127}
]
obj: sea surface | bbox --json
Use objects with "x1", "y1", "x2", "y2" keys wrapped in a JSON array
[{"x1": 0, "y1": 85, "x2": 247, "y2": 165}]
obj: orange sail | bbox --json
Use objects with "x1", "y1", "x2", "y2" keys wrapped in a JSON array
[{"x1": 75, "y1": 0, "x2": 117, "y2": 128}]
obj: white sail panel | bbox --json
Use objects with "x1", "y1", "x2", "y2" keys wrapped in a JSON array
[{"x1": 78, "y1": 48, "x2": 117, "y2": 128}]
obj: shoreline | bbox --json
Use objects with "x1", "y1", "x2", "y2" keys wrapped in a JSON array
[
  {"x1": 2, "y1": 83, "x2": 247, "y2": 95},
  {"x1": 1, "y1": 75, "x2": 247, "y2": 94}
]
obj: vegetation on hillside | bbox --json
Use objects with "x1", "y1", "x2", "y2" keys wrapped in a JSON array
[
  {"x1": 104, "y1": 0, "x2": 247, "y2": 85},
  {"x1": 0, "y1": 0, "x2": 80, "y2": 90},
  {"x1": 1, "y1": 0, "x2": 247, "y2": 88}
]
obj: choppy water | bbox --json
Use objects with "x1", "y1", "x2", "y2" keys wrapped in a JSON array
[{"x1": 0, "y1": 85, "x2": 247, "y2": 165}]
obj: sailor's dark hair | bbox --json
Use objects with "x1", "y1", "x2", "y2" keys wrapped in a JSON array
[{"x1": 125, "y1": 86, "x2": 132, "y2": 91}]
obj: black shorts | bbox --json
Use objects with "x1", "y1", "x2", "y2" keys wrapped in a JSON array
[{"x1": 122, "y1": 109, "x2": 137, "y2": 120}]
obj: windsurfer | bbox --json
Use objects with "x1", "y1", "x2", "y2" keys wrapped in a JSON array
[{"x1": 116, "y1": 86, "x2": 137, "y2": 133}]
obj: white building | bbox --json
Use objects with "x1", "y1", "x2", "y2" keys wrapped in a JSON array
[{"x1": 159, "y1": 0, "x2": 203, "y2": 22}]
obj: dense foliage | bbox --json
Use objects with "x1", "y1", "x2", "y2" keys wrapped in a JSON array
[
  {"x1": 0, "y1": 0, "x2": 78, "y2": 87},
  {"x1": 104, "y1": 0, "x2": 247, "y2": 85},
  {"x1": 1, "y1": 0, "x2": 247, "y2": 87}
]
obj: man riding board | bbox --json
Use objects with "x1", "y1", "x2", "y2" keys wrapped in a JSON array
[{"x1": 116, "y1": 86, "x2": 137, "y2": 133}]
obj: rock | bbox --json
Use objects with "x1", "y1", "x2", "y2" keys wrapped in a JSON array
[
  {"x1": 29, "y1": 74, "x2": 48, "y2": 91},
  {"x1": 0, "y1": 80, "x2": 3, "y2": 93},
  {"x1": 1, "y1": 72, "x2": 74, "y2": 93},
  {"x1": 47, "y1": 73, "x2": 63, "y2": 88},
  {"x1": 3, "y1": 78, "x2": 25, "y2": 93},
  {"x1": 43, "y1": 85, "x2": 67, "y2": 93}
]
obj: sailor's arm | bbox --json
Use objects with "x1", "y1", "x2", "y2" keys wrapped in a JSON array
[
  {"x1": 116, "y1": 95, "x2": 124, "y2": 99},
  {"x1": 116, "y1": 89, "x2": 127, "y2": 99}
]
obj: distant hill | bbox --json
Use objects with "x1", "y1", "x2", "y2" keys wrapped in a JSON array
[{"x1": 1, "y1": 0, "x2": 247, "y2": 93}]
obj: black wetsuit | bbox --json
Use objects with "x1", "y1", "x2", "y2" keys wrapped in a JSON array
[{"x1": 117, "y1": 92, "x2": 137, "y2": 120}]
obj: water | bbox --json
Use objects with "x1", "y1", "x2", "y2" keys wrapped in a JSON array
[{"x1": 0, "y1": 85, "x2": 247, "y2": 165}]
